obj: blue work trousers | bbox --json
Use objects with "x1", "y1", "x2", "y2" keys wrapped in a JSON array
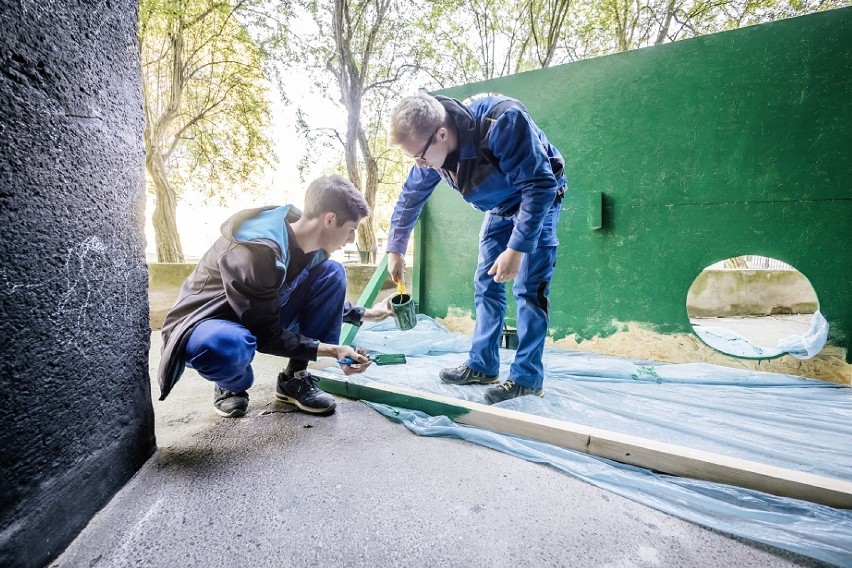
[
  {"x1": 466, "y1": 203, "x2": 561, "y2": 389},
  {"x1": 183, "y1": 260, "x2": 347, "y2": 392}
]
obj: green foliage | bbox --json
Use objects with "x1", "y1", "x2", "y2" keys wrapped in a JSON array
[
  {"x1": 569, "y1": 0, "x2": 848, "y2": 56},
  {"x1": 279, "y1": 0, "x2": 424, "y2": 172},
  {"x1": 140, "y1": 0, "x2": 276, "y2": 203},
  {"x1": 414, "y1": 0, "x2": 846, "y2": 85}
]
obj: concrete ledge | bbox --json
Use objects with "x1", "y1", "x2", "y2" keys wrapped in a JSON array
[
  {"x1": 343, "y1": 262, "x2": 412, "y2": 303},
  {"x1": 687, "y1": 270, "x2": 818, "y2": 317},
  {"x1": 147, "y1": 262, "x2": 196, "y2": 287},
  {"x1": 147, "y1": 262, "x2": 412, "y2": 330}
]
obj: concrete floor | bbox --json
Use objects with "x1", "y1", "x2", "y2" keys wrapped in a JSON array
[
  {"x1": 690, "y1": 314, "x2": 814, "y2": 350},
  {"x1": 53, "y1": 334, "x2": 829, "y2": 567}
]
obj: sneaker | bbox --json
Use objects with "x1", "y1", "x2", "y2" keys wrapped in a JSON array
[
  {"x1": 213, "y1": 386, "x2": 249, "y2": 417},
  {"x1": 276, "y1": 370, "x2": 336, "y2": 414},
  {"x1": 483, "y1": 380, "x2": 543, "y2": 404},
  {"x1": 439, "y1": 364, "x2": 499, "y2": 385}
]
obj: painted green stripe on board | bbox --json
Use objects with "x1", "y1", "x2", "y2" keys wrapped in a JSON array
[{"x1": 316, "y1": 376, "x2": 471, "y2": 420}]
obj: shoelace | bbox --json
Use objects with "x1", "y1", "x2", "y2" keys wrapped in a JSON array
[
  {"x1": 500, "y1": 380, "x2": 515, "y2": 391},
  {"x1": 299, "y1": 373, "x2": 319, "y2": 392}
]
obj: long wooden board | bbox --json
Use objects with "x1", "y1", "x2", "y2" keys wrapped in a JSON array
[{"x1": 315, "y1": 373, "x2": 852, "y2": 509}]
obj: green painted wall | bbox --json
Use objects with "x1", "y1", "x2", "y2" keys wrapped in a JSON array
[{"x1": 416, "y1": 8, "x2": 852, "y2": 360}]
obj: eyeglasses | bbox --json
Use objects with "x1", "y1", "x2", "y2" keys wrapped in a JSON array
[{"x1": 416, "y1": 129, "x2": 440, "y2": 160}]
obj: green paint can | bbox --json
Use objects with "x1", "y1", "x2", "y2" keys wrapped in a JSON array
[
  {"x1": 390, "y1": 293, "x2": 417, "y2": 331},
  {"x1": 502, "y1": 328, "x2": 519, "y2": 350}
]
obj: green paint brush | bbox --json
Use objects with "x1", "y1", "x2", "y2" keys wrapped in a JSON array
[{"x1": 338, "y1": 353, "x2": 407, "y2": 366}]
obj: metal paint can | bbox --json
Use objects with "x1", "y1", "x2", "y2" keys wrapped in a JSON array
[
  {"x1": 503, "y1": 328, "x2": 519, "y2": 350},
  {"x1": 390, "y1": 293, "x2": 416, "y2": 331}
]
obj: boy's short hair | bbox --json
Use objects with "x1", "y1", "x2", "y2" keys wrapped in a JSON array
[
  {"x1": 390, "y1": 93, "x2": 446, "y2": 146},
  {"x1": 303, "y1": 174, "x2": 369, "y2": 226}
]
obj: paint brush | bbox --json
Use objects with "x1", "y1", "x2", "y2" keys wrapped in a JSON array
[{"x1": 337, "y1": 353, "x2": 407, "y2": 366}]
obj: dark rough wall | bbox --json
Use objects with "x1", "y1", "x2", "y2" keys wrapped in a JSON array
[{"x1": 0, "y1": 1, "x2": 155, "y2": 566}]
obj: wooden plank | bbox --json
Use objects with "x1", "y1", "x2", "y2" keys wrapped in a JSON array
[
  {"x1": 315, "y1": 373, "x2": 852, "y2": 509},
  {"x1": 341, "y1": 254, "x2": 389, "y2": 346}
]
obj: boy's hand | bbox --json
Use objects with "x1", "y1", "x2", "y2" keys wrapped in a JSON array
[
  {"x1": 488, "y1": 248, "x2": 524, "y2": 283},
  {"x1": 336, "y1": 346, "x2": 372, "y2": 375},
  {"x1": 388, "y1": 252, "x2": 405, "y2": 285},
  {"x1": 362, "y1": 296, "x2": 394, "y2": 321},
  {"x1": 319, "y1": 344, "x2": 368, "y2": 365}
]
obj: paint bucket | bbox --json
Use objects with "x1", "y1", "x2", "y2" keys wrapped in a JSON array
[
  {"x1": 502, "y1": 328, "x2": 519, "y2": 350},
  {"x1": 390, "y1": 293, "x2": 417, "y2": 331}
]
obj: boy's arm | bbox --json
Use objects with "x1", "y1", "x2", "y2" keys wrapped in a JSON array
[
  {"x1": 386, "y1": 165, "x2": 442, "y2": 255},
  {"x1": 386, "y1": 165, "x2": 441, "y2": 282},
  {"x1": 219, "y1": 243, "x2": 321, "y2": 361},
  {"x1": 488, "y1": 108, "x2": 562, "y2": 253}
]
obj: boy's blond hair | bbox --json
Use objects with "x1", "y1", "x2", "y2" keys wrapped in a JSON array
[{"x1": 389, "y1": 94, "x2": 446, "y2": 145}]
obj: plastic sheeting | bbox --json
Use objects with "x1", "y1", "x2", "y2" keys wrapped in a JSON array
[
  {"x1": 323, "y1": 315, "x2": 852, "y2": 566},
  {"x1": 778, "y1": 311, "x2": 831, "y2": 360},
  {"x1": 692, "y1": 311, "x2": 829, "y2": 360}
]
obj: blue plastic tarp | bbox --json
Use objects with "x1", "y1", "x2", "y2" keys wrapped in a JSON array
[{"x1": 322, "y1": 315, "x2": 852, "y2": 566}]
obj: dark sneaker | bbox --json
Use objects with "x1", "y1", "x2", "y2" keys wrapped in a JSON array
[
  {"x1": 483, "y1": 380, "x2": 543, "y2": 404},
  {"x1": 276, "y1": 370, "x2": 336, "y2": 414},
  {"x1": 213, "y1": 386, "x2": 249, "y2": 418},
  {"x1": 439, "y1": 364, "x2": 499, "y2": 385}
]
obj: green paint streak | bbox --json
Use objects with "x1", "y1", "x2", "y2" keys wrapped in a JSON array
[
  {"x1": 413, "y1": 218, "x2": 423, "y2": 310},
  {"x1": 421, "y1": 10, "x2": 852, "y2": 361},
  {"x1": 341, "y1": 254, "x2": 390, "y2": 346},
  {"x1": 316, "y1": 376, "x2": 471, "y2": 420}
]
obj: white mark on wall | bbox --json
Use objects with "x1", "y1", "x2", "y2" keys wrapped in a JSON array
[{"x1": 1, "y1": 235, "x2": 147, "y2": 356}]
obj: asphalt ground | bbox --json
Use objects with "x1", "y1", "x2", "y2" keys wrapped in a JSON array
[{"x1": 52, "y1": 333, "x2": 829, "y2": 567}]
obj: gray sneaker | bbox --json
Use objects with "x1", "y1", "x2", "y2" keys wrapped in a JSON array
[
  {"x1": 483, "y1": 380, "x2": 543, "y2": 404},
  {"x1": 213, "y1": 386, "x2": 249, "y2": 417},
  {"x1": 276, "y1": 370, "x2": 336, "y2": 414},
  {"x1": 439, "y1": 364, "x2": 499, "y2": 385}
]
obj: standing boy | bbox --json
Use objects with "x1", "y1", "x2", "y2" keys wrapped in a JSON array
[{"x1": 386, "y1": 93, "x2": 566, "y2": 404}]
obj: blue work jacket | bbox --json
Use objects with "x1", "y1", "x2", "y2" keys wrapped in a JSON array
[{"x1": 387, "y1": 96, "x2": 567, "y2": 255}]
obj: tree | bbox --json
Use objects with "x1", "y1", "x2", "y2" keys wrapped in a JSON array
[
  {"x1": 418, "y1": 0, "x2": 576, "y2": 85},
  {"x1": 139, "y1": 0, "x2": 275, "y2": 262},
  {"x1": 426, "y1": 0, "x2": 847, "y2": 83},
  {"x1": 524, "y1": 0, "x2": 574, "y2": 69},
  {"x1": 577, "y1": 0, "x2": 848, "y2": 56},
  {"x1": 284, "y1": 0, "x2": 424, "y2": 260}
]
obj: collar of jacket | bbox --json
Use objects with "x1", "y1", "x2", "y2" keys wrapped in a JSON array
[
  {"x1": 435, "y1": 96, "x2": 479, "y2": 161},
  {"x1": 226, "y1": 205, "x2": 328, "y2": 276}
]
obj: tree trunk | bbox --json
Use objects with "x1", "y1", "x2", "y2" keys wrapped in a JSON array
[
  {"x1": 356, "y1": 122, "x2": 378, "y2": 261},
  {"x1": 655, "y1": 0, "x2": 677, "y2": 45},
  {"x1": 342, "y1": 98, "x2": 377, "y2": 262},
  {"x1": 146, "y1": 147, "x2": 184, "y2": 263},
  {"x1": 142, "y1": 22, "x2": 186, "y2": 264},
  {"x1": 331, "y1": 0, "x2": 380, "y2": 263}
]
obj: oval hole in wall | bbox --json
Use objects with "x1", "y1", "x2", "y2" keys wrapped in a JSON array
[{"x1": 686, "y1": 255, "x2": 820, "y2": 359}]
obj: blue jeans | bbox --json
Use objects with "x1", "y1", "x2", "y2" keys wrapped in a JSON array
[
  {"x1": 466, "y1": 203, "x2": 561, "y2": 389},
  {"x1": 184, "y1": 260, "x2": 347, "y2": 392}
]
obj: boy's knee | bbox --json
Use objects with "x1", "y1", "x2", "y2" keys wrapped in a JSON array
[
  {"x1": 214, "y1": 332, "x2": 255, "y2": 358},
  {"x1": 193, "y1": 331, "x2": 256, "y2": 372},
  {"x1": 311, "y1": 260, "x2": 347, "y2": 296},
  {"x1": 222, "y1": 367, "x2": 254, "y2": 393},
  {"x1": 321, "y1": 260, "x2": 347, "y2": 286}
]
